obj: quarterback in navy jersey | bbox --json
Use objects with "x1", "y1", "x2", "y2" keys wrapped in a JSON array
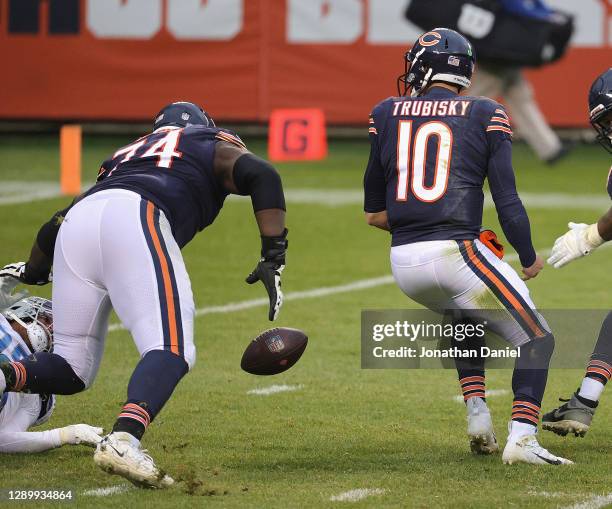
[
  {"x1": 364, "y1": 28, "x2": 571, "y2": 465},
  {"x1": 0, "y1": 102, "x2": 287, "y2": 487},
  {"x1": 542, "y1": 69, "x2": 612, "y2": 437}
]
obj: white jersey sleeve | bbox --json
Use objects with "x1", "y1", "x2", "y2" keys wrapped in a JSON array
[{"x1": 0, "y1": 393, "x2": 61, "y2": 453}]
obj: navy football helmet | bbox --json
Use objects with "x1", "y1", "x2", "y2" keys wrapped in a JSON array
[
  {"x1": 398, "y1": 28, "x2": 475, "y2": 97},
  {"x1": 589, "y1": 69, "x2": 612, "y2": 153},
  {"x1": 154, "y1": 101, "x2": 215, "y2": 130}
]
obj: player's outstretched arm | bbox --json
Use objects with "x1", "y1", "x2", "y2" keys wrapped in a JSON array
[
  {"x1": 0, "y1": 425, "x2": 103, "y2": 453},
  {"x1": 0, "y1": 398, "x2": 102, "y2": 453},
  {"x1": 214, "y1": 141, "x2": 287, "y2": 321},
  {"x1": 547, "y1": 207, "x2": 611, "y2": 269},
  {"x1": 0, "y1": 199, "x2": 80, "y2": 287}
]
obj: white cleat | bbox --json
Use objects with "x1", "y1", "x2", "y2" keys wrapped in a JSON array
[
  {"x1": 502, "y1": 429, "x2": 573, "y2": 466},
  {"x1": 93, "y1": 432, "x2": 174, "y2": 489},
  {"x1": 466, "y1": 397, "x2": 499, "y2": 455}
]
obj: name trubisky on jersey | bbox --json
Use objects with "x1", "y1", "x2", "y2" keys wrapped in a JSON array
[{"x1": 391, "y1": 99, "x2": 472, "y2": 117}]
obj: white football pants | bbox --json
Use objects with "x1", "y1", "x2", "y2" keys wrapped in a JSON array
[
  {"x1": 52, "y1": 189, "x2": 195, "y2": 388},
  {"x1": 390, "y1": 239, "x2": 550, "y2": 347}
]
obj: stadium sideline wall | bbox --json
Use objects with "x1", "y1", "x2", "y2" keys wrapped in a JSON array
[{"x1": 1, "y1": 0, "x2": 610, "y2": 126}]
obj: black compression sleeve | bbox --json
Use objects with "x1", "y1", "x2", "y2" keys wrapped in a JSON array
[
  {"x1": 36, "y1": 204, "x2": 73, "y2": 259},
  {"x1": 232, "y1": 153, "x2": 286, "y2": 212}
]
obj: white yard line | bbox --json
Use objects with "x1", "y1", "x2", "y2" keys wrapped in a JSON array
[
  {"x1": 0, "y1": 182, "x2": 62, "y2": 205},
  {"x1": 107, "y1": 275, "x2": 396, "y2": 333},
  {"x1": 527, "y1": 490, "x2": 567, "y2": 498},
  {"x1": 85, "y1": 241, "x2": 611, "y2": 334},
  {"x1": 453, "y1": 389, "x2": 509, "y2": 403},
  {"x1": 109, "y1": 254, "x2": 531, "y2": 333},
  {"x1": 82, "y1": 485, "x2": 131, "y2": 497},
  {"x1": 560, "y1": 494, "x2": 612, "y2": 509},
  {"x1": 247, "y1": 384, "x2": 304, "y2": 396},
  {"x1": 1, "y1": 182, "x2": 610, "y2": 210},
  {"x1": 330, "y1": 489, "x2": 386, "y2": 502}
]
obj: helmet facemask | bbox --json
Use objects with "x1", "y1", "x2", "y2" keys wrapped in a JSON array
[
  {"x1": 398, "y1": 48, "x2": 431, "y2": 97},
  {"x1": 6, "y1": 297, "x2": 53, "y2": 353},
  {"x1": 591, "y1": 109, "x2": 612, "y2": 154}
]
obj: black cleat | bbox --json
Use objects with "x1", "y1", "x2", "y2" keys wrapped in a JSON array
[{"x1": 542, "y1": 393, "x2": 596, "y2": 437}]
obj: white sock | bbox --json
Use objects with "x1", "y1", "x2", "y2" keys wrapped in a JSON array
[
  {"x1": 0, "y1": 370, "x2": 6, "y2": 394},
  {"x1": 578, "y1": 377, "x2": 605, "y2": 402},
  {"x1": 508, "y1": 421, "x2": 537, "y2": 442},
  {"x1": 113, "y1": 431, "x2": 140, "y2": 446}
]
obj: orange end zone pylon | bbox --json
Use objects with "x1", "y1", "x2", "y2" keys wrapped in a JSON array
[
  {"x1": 268, "y1": 108, "x2": 327, "y2": 162},
  {"x1": 60, "y1": 125, "x2": 82, "y2": 196}
]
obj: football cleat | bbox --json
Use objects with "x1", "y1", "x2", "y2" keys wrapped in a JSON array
[
  {"x1": 502, "y1": 425, "x2": 573, "y2": 465},
  {"x1": 466, "y1": 397, "x2": 499, "y2": 455},
  {"x1": 542, "y1": 393, "x2": 596, "y2": 438},
  {"x1": 94, "y1": 432, "x2": 174, "y2": 489}
]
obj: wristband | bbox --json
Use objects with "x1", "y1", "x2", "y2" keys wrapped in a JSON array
[
  {"x1": 261, "y1": 229, "x2": 288, "y2": 263},
  {"x1": 585, "y1": 223, "x2": 605, "y2": 249}
]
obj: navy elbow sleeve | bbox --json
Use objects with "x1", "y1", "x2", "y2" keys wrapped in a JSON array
[{"x1": 233, "y1": 154, "x2": 286, "y2": 212}]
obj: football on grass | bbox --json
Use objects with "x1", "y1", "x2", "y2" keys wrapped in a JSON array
[{"x1": 241, "y1": 327, "x2": 308, "y2": 375}]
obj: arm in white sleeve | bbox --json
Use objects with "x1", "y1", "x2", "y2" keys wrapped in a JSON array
[
  {"x1": 0, "y1": 396, "x2": 62, "y2": 453},
  {"x1": 0, "y1": 429, "x2": 62, "y2": 453}
]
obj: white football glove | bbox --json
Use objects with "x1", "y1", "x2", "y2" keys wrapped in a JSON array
[
  {"x1": 59, "y1": 424, "x2": 104, "y2": 447},
  {"x1": 0, "y1": 262, "x2": 26, "y2": 280},
  {"x1": 0, "y1": 266, "x2": 29, "y2": 311},
  {"x1": 547, "y1": 222, "x2": 605, "y2": 269}
]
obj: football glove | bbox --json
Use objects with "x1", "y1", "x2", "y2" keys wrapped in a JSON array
[
  {"x1": 547, "y1": 222, "x2": 605, "y2": 269},
  {"x1": 246, "y1": 229, "x2": 288, "y2": 321},
  {"x1": 0, "y1": 262, "x2": 52, "y2": 286},
  {"x1": 59, "y1": 424, "x2": 104, "y2": 447},
  {"x1": 0, "y1": 273, "x2": 28, "y2": 311}
]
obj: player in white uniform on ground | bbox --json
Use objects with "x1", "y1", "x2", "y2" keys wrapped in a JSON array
[{"x1": 0, "y1": 297, "x2": 102, "y2": 453}]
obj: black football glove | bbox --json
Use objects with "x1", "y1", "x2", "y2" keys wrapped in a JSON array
[
  {"x1": 0, "y1": 262, "x2": 52, "y2": 286},
  {"x1": 246, "y1": 229, "x2": 287, "y2": 321}
]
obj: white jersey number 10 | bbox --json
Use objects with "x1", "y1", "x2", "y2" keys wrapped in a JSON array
[{"x1": 396, "y1": 120, "x2": 453, "y2": 203}]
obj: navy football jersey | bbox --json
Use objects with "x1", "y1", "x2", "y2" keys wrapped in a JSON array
[
  {"x1": 87, "y1": 126, "x2": 245, "y2": 248},
  {"x1": 607, "y1": 166, "x2": 612, "y2": 200},
  {"x1": 364, "y1": 87, "x2": 514, "y2": 247}
]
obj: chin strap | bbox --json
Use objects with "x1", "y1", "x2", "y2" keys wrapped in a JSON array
[{"x1": 6, "y1": 312, "x2": 52, "y2": 353}]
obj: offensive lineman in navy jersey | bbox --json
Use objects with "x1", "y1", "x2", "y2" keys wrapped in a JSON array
[
  {"x1": 542, "y1": 69, "x2": 612, "y2": 436},
  {"x1": 0, "y1": 102, "x2": 288, "y2": 487},
  {"x1": 364, "y1": 29, "x2": 571, "y2": 465}
]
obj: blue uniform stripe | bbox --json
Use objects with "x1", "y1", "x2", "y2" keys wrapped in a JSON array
[
  {"x1": 140, "y1": 200, "x2": 172, "y2": 352},
  {"x1": 150, "y1": 206, "x2": 184, "y2": 357},
  {"x1": 471, "y1": 242, "x2": 547, "y2": 337},
  {"x1": 457, "y1": 241, "x2": 543, "y2": 340}
]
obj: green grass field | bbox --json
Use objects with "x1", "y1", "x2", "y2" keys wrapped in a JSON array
[{"x1": 0, "y1": 135, "x2": 610, "y2": 508}]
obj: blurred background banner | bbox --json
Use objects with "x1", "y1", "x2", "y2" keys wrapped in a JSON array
[{"x1": 1, "y1": 0, "x2": 610, "y2": 125}]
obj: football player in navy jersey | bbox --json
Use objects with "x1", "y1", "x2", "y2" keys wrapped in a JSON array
[
  {"x1": 364, "y1": 28, "x2": 571, "y2": 465},
  {"x1": 542, "y1": 69, "x2": 612, "y2": 436},
  {"x1": 0, "y1": 102, "x2": 287, "y2": 487}
]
